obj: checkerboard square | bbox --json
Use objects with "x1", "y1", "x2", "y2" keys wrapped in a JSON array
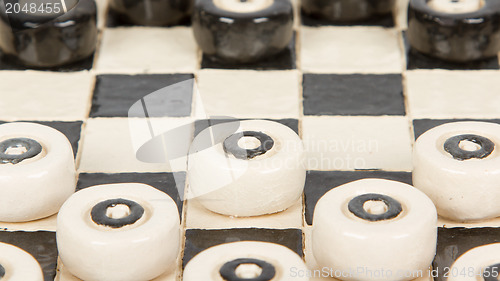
[
  {"x1": 0, "y1": 71, "x2": 94, "y2": 121},
  {"x1": 195, "y1": 70, "x2": 301, "y2": 119},
  {"x1": 95, "y1": 27, "x2": 198, "y2": 74},
  {"x1": 79, "y1": 118, "x2": 193, "y2": 173},
  {"x1": 0, "y1": 121, "x2": 82, "y2": 158},
  {"x1": 395, "y1": 0, "x2": 409, "y2": 30},
  {"x1": 185, "y1": 198, "x2": 303, "y2": 230},
  {"x1": 76, "y1": 172, "x2": 185, "y2": 216},
  {"x1": 406, "y1": 70, "x2": 500, "y2": 119},
  {"x1": 303, "y1": 74, "x2": 405, "y2": 116},
  {"x1": 0, "y1": 231, "x2": 58, "y2": 281},
  {"x1": 301, "y1": 11, "x2": 394, "y2": 27},
  {"x1": 183, "y1": 228, "x2": 303, "y2": 268},
  {"x1": 413, "y1": 119, "x2": 500, "y2": 140},
  {"x1": 434, "y1": 228, "x2": 500, "y2": 281},
  {"x1": 193, "y1": 118, "x2": 299, "y2": 138},
  {"x1": 302, "y1": 116, "x2": 413, "y2": 171},
  {"x1": 303, "y1": 170, "x2": 412, "y2": 225},
  {"x1": 300, "y1": 26, "x2": 403, "y2": 74},
  {"x1": 91, "y1": 74, "x2": 194, "y2": 117}
]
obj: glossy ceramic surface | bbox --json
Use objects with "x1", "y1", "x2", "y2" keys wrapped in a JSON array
[
  {"x1": 0, "y1": 0, "x2": 98, "y2": 68},
  {"x1": 407, "y1": 0, "x2": 500, "y2": 62},
  {"x1": 192, "y1": 0, "x2": 294, "y2": 64}
]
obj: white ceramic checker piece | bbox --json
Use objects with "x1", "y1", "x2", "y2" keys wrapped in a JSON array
[
  {"x1": 0, "y1": 242, "x2": 43, "y2": 281},
  {"x1": 0, "y1": 122, "x2": 76, "y2": 222},
  {"x1": 448, "y1": 243, "x2": 500, "y2": 281},
  {"x1": 188, "y1": 120, "x2": 306, "y2": 217},
  {"x1": 427, "y1": 0, "x2": 483, "y2": 14},
  {"x1": 312, "y1": 179, "x2": 437, "y2": 281},
  {"x1": 183, "y1": 241, "x2": 309, "y2": 281},
  {"x1": 213, "y1": 0, "x2": 274, "y2": 13},
  {"x1": 413, "y1": 121, "x2": 500, "y2": 221},
  {"x1": 57, "y1": 183, "x2": 180, "y2": 281}
]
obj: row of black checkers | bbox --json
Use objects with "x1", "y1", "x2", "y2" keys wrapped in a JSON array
[{"x1": 0, "y1": 0, "x2": 499, "y2": 68}]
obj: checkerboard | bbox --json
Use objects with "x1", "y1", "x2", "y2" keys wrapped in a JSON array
[{"x1": 1, "y1": 0, "x2": 500, "y2": 280}]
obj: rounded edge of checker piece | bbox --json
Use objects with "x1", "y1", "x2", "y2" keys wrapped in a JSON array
[
  {"x1": 183, "y1": 241, "x2": 309, "y2": 281},
  {"x1": 413, "y1": 121, "x2": 500, "y2": 222},
  {"x1": 0, "y1": 0, "x2": 98, "y2": 68},
  {"x1": 301, "y1": 0, "x2": 395, "y2": 22},
  {"x1": 312, "y1": 179, "x2": 437, "y2": 281},
  {"x1": 0, "y1": 122, "x2": 76, "y2": 222},
  {"x1": 192, "y1": 0, "x2": 294, "y2": 64},
  {"x1": 0, "y1": 242, "x2": 44, "y2": 281},
  {"x1": 407, "y1": 0, "x2": 500, "y2": 62},
  {"x1": 57, "y1": 183, "x2": 180, "y2": 281},
  {"x1": 187, "y1": 120, "x2": 306, "y2": 217},
  {"x1": 447, "y1": 243, "x2": 500, "y2": 281},
  {"x1": 108, "y1": 0, "x2": 193, "y2": 26}
]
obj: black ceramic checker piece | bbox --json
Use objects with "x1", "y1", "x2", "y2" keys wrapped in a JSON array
[
  {"x1": 223, "y1": 131, "x2": 274, "y2": 160},
  {"x1": 220, "y1": 258, "x2": 276, "y2": 281},
  {"x1": 444, "y1": 134, "x2": 495, "y2": 161},
  {"x1": 0, "y1": 138, "x2": 42, "y2": 164},
  {"x1": 348, "y1": 193, "x2": 402, "y2": 222},
  {"x1": 0, "y1": 0, "x2": 98, "y2": 68},
  {"x1": 407, "y1": 0, "x2": 500, "y2": 63},
  {"x1": 301, "y1": 0, "x2": 395, "y2": 23},
  {"x1": 484, "y1": 263, "x2": 500, "y2": 281},
  {"x1": 192, "y1": 0, "x2": 294, "y2": 64},
  {"x1": 108, "y1": 0, "x2": 192, "y2": 26},
  {"x1": 91, "y1": 198, "x2": 145, "y2": 228}
]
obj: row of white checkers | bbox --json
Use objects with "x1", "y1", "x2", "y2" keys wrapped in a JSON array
[{"x1": 0, "y1": 120, "x2": 499, "y2": 280}]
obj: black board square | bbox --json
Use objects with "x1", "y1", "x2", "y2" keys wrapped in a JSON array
[
  {"x1": 433, "y1": 227, "x2": 500, "y2": 281},
  {"x1": 193, "y1": 118, "x2": 299, "y2": 138},
  {"x1": 413, "y1": 119, "x2": 500, "y2": 140},
  {"x1": 303, "y1": 74, "x2": 405, "y2": 116},
  {"x1": 183, "y1": 228, "x2": 303, "y2": 268},
  {"x1": 91, "y1": 74, "x2": 194, "y2": 118},
  {"x1": 106, "y1": 8, "x2": 191, "y2": 28},
  {"x1": 76, "y1": 172, "x2": 185, "y2": 216},
  {"x1": 0, "y1": 231, "x2": 58, "y2": 281},
  {"x1": 0, "y1": 121, "x2": 82, "y2": 158},
  {"x1": 304, "y1": 170, "x2": 412, "y2": 225},
  {"x1": 301, "y1": 11, "x2": 394, "y2": 27}
]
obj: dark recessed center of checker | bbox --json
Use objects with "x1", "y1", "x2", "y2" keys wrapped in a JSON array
[
  {"x1": 0, "y1": 138, "x2": 42, "y2": 164},
  {"x1": 444, "y1": 134, "x2": 495, "y2": 161},
  {"x1": 0, "y1": 263, "x2": 5, "y2": 278},
  {"x1": 219, "y1": 258, "x2": 276, "y2": 281},
  {"x1": 223, "y1": 131, "x2": 274, "y2": 160},
  {"x1": 91, "y1": 198, "x2": 144, "y2": 228},
  {"x1": 348, "y1": 193, "x2": 403, "y2": 222},
  {"x1": 483, "y1": 263, "x2": 500, "y2": 281}
]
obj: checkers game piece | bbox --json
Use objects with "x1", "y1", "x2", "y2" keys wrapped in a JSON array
[
  {"x1": 0, "y1": 0, "x2": 98, "y2": 68},
  {"x1": 407, "y1": 0, "x2": 500, "y2": 62},
  {"x1": 57, "y1": 183, "x2": 180, "y2": 281},
  {"x1": 413, "y1": 121, "x2": 500, "y2": 221},
  {"x1": 0, "y1": 122, "x2": 76, "y2": 222},
  {"x1": 312, "y1": 179, "x2": 437, "y2": 281}
]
